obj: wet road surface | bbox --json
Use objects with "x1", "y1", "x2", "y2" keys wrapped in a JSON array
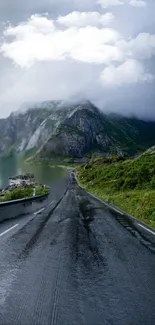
[{"x1": 0, "y1": 175, "x2": 155, "y2": 325}]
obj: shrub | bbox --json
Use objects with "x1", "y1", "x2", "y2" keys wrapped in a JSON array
[
  {"x1": 122, "y1": 177, "x2": 138, "y2": 190},
  {"x1": 150, "y1": 177, "x2": 155, "y2": 189},
  {"x1": 3, "y1": 186, "x2": 49, "y2": 202}
]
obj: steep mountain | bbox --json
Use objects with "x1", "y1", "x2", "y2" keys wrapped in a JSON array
[
  {"x1": 1, "y1": 100, "x2": 155, "y2": 159},
  {"x1": 37, "y1": 102, "x2": 155, "y2": 159},
  {"x1": 0, "y1": 101, "x2": 73, "y2": 155}
]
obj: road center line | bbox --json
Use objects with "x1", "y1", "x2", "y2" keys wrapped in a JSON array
[
  {"x1": 0, "y1": 224, "x2": 19, "y2": 238},
  {"x1": 33, "y1": 208, "x2": 45, "y2": 215},
  {"x1": 138, "y1": 223, "x2": 155, "y2": 236}
]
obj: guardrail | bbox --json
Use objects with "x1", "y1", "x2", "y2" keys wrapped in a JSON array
[{"x1": 0, "y1": 194, "x2": 49, "y2": 222}]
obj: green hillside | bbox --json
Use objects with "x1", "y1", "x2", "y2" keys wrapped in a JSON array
[{"x1": 78, "y1": 153, "x2": 155, "y2": 228}]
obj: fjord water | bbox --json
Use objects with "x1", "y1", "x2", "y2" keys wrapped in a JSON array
[{"x1": 0, "y1": 153, "x2": 64, "y2": 189}]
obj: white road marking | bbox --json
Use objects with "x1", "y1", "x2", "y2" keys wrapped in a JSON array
[
  {"x1": 85, "y1": 186, "x2": 155, "y2": 234},
  {"x1": 112, "y1": 207, "x2": 124, "y2": 215},
  {"x1": 138, "y1": 223, "x2": 155, "y2": 236},
  {"x1": 33, "y1": 208, "x2": 45, "y2": 215},
  {"x1": 0, "y1": 224, "x2": 19, "y2": 238},
  {"x1": 88, "y1": 191, "x2": 124, "y2": 215}
]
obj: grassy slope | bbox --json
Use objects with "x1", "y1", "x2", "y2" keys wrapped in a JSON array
[
  {"x1": 77, "y1": 154, "x2": 155, "y2": 228},
  {"x1": 0, "y1": 186, "x2": 49, "y2": 202}
]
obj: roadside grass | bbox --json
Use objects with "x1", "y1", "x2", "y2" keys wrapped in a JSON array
[
  {"x1": 77, "y1": 154, "x2": 155, "y2": 229},
  {"x1": 0, "y1": 186, "x2": 49, "y2": 202}
]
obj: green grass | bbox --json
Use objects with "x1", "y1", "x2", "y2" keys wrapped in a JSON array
[
  {"x1": 77, "y1": 154, "x2": 155, "y2": 228},
  {"x1": 1, "y1": 186, "x2": 49, "y2": 202}
]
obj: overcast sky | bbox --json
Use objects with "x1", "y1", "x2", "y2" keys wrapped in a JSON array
[{"x1": 0, "y1": 0, "x2": 155, "y2": 119}]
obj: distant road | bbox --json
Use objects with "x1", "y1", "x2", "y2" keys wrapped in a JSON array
[{"x1": 0, "y1": 175, "x2": 155, "y2": 325}]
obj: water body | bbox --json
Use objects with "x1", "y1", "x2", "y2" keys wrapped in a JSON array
[{"x1": 0, "y1": 154, "x2": 65, "y2": 189}]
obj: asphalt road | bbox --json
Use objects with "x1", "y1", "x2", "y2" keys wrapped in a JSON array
[{"x1": 0, "y1": 175, "x2": 155, "y2": 325}]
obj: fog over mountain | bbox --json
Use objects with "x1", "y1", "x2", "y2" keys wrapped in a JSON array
[{"x1": 0, "y1": 0, "x2": 155, "y2": 119}]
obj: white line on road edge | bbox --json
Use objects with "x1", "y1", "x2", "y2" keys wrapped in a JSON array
[
  {"x1": 138, "y1": 223, "x2": 155, "y2": 236},
  {"x1": 112, "y1": 207, "x2": 124, "y2": 215},
  {"x1": 33, "y1": 208, "x2": 45, "y2": 215},
  {"x1": 80, "y1": 182, "x2": 155, "y2": 234},
  {"x1": 88, "y1": 191, "x2": 124, "y2": 215},
  {"x1": 0, "y1": 224, "x2": 19, "y2": 238}
]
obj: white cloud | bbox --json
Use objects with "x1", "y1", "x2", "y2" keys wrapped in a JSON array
[
  {"x1": 100, "y1": 59, "x2": 154, "y2": 86},
  {"x1": 97, "y1": 0, "x2": 124, "y2": 8},
  {"x1": 4, "y1": 14, "x2": 55, "y2": 36},
  {"x1": 117, "y1": 33, "x2": 155, "y2": 60},
  {"x1": 57, "y1": 11, "x2": 115, "y2": 27},
  {"x1": 0, "y1": 15, "x2": 121, "y2": 67},
  {"x1": 97, "y1": 0, "x2": 147, "y2": 7},
  {"x1": 0, "y1": 0, "x2": 154, "y2": 120},
  {"x1": 0, "y1": 14, "x2": 154, "y2": 89},
  {"x1": 129, "y1": 0, "x2": 147, "y2": 7},
  {"x1": 69, "y1": 27, "x2": 122, "y2": 63}
]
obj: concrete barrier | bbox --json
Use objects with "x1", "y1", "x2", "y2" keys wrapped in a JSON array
[{"x1": 0, "y1": 194, "x2": 49, "y2": 222}]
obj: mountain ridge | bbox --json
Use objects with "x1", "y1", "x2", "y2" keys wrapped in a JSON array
[{"x1": 1, "y1": 100, "x2": 155, "y2": 159}]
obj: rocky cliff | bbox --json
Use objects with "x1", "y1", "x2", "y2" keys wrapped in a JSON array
[{"x1": 1, "y1": 100, "x2": 155, "y2": 159}]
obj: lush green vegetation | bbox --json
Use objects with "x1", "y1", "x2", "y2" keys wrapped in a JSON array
[
  {"x1": 77, "y1": 153, "x2": 155, "y2": 228},
  {"x1": 1, "y1": 186, "x2": 49, "y2": 202}
]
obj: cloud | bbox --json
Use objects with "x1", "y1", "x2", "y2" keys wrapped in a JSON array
[
  {"x1": 129, "y1": 0, "x2": 147, "y2": 7},
  {"x1": 1, "y1": 15, "x2": 155, "y2": 70},
  {"x1": 57, "y1": 11, "x2": 115, "y2": 27},
  {"x1": 97, "y1": 0, "x2": 147, "y2": 7},
  {"x1": 0, "y1": 15, "x2": 121, "y2": 67},
  {"x1": 0, "y1": 0, "x2": 154, "y2": 120},
  {"x1": 97, "y1": 0, "x2": 124, "y2": 8},
  {"x1": 100, "y1": 59, "x2": 154, "y2": 85},
  {"x1": 4, "y1": 14, "x2": 55, "y2": 36},
  {"x1": 117, "y1": 33, "x2": 155, "y2": 60}
]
